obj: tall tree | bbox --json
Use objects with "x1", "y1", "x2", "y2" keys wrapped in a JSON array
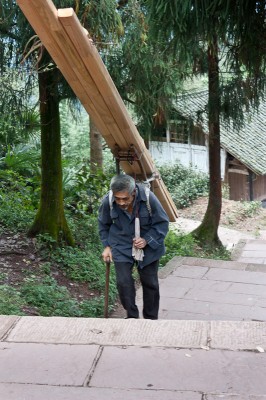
[
  {"x1": 89, "y1": 118, "x2": 103, "y2": 173},
  {"x1": 28, "y1": 64, "x2": 74, "y2": 243},
  {"x1": 146, "y1": 0, "x2": 266, "y2": 246}
]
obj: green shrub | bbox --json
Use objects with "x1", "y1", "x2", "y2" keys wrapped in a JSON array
[
  {"x1": 159, "y1": 163, "x2": 209, "y2": 209},
  {"x1": 21, "y1": 276, "x2": 82, "y2": 317},
  {"x1": 0, "y1": 190, "x2": 36, "y2": 230},
  {"x1": 0, "y1": 285, "x2": 25, "y2": 315},
  {"x1": 160, "y1": 228, "x2": 231, "y2": 267},
  {"x1": 20, "y1": 275, "x2": 114, "y2": 318},
  {"x1": 160, "y1": 229, "x2": 198, "y2": 267},
  {"x1": 239, "y1": 200, "x2": 261, "y2": 217},
  {"x1": 64, "y1": 165, "x2": 112, "y2": 215}
]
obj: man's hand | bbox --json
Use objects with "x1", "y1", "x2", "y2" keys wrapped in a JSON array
[
  {"x1": 133, "y1": 237, "x2": 147, "y2": 249},
  {"x1": 102, "y1": 246, "x2": 113, "y2": 262}
]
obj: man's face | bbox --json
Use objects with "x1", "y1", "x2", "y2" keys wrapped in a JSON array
[{"x1": 113, "y1": 190, "x2": 135, "y2": 210}]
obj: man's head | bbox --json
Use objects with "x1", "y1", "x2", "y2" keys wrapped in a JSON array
[{"x1": 110, "y1": 174, "x2": 135, "y2": 210}]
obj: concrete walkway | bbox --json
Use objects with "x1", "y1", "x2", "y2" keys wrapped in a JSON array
[{"x1": 1, "y1": 227, "x2": 266, "y2": 399}]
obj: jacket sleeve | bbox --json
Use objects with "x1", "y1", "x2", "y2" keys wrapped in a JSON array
[
  {"x1": 98, "y1": 196, "x2": 112, "y2": 248},
  {"x1": 142, "y1": 192, "x2": 169, "y2": 250}
]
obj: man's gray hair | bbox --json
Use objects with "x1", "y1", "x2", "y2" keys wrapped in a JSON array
[{"x1": 110, "y1": 174, "x2": 135, "y2": 194}]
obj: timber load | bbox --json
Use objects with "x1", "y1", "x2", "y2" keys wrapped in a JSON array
[{"x1": 17, "y1": 0, "x2": 178, "y2": 221}]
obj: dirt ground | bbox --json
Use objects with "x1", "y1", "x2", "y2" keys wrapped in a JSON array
[{"x1": 177, "y1": 197, "x2": 266, "y2": 234}]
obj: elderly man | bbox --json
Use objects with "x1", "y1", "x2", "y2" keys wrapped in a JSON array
[{"x1": 98, "y1": 174, "x2": 169, "y2": 319}]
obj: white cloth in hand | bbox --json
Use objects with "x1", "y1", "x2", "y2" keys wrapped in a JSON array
[{"x1": 132, "y1": 217, "x2": 144, "y2": 261}]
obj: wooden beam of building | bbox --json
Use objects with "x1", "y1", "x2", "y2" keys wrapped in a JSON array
[{"x1": 17, "y1": 0, "x2": 178, "y2": 221}]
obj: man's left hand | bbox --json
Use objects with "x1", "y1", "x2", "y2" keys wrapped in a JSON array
[{"x1": 133, "y1": 237, "x2": 147, "y2": 249}]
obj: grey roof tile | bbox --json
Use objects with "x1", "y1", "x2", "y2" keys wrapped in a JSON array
[{"x1": 175, "y1": 90, "x2": 266, "y2": 175}]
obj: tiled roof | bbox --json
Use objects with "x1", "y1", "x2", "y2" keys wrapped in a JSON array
[{"x1": 175, "y1": 90, "x2": 266, "y2": 175}]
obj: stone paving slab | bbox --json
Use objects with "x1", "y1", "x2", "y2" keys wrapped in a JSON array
[
  {"x1": 0, "y1": 342, "x2": 99, "y2": 386},
  {"x1": 244, "y1": 242, "x2": 266, "y2": 250},
  {"x1": 159, "y1": 310, "x2": 238, "y2": 321},
  {"x1": 204, "y1": 268, "x2": 266, "y2": 285},
  {"x1": 0, "y1": 384, "x2": 201, "y2": 400},
  {"x1": 184, "y1": 287, "x2": 257, "y2": 306},
  {"x1": 181, "y1": 257, "x2": 249, "y2": 270},
  {"x1": 90, "y1": 347, "x2": 266, "y2": 395},
  {"x1": 172, "y1": 265, "x2": 209, "y2": 278},
  {"x1": 208, "y1": 302, "x2": 266, "y2": 321},
  {"x1": 207, "y1": 396, "x2": 266, "y2": 400},
  {"x1": 159, "y1": 284, "x2": 189, "y2": 298},
  {"x1": 159, "y1": 299, "x2": 266, "y2": 321},
  {"x1": 228, "y1": 282, "x2": 266, "y2": 297},
  {"x1": 238, "y1": 257, "x2": 266, "y2": 264},
  {"x1": 160, "y1": 276, "x2": 232, "y2": 292},
  {"x1": 246, "y1": 264, "x2": 266, "y2": 271},
  {"x1": 241, "y1": 250, "x2": 266, "y2": 258},
  {"x1": 0, "y1": 316, "x2": 20, "y2": 340},
  {"x1": 210, "y1": 321, "x2": 266, "y2": 350},
  {"x1": 6, "y1": 317, "x2": 208, "y2": 348}
]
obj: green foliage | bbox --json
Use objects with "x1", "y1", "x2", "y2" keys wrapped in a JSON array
[
  {"x1": 0, "y1": 191, "x2": 35, "y2": 230},
  {"x1": 60, "y1": 102, "x2": 90, "y2": 162},
  {"x1": 0, "y1": 144, "x2": 40, "y2": 177},
  {"x1": 225, "y1": 200, "x2": 262, "y2": 226},
  {"x1": 0, "y1": 171, "x2": 37, "y2": 230},
  {"x1": 20, "y1": 275, "x2": 106, "y2": 317},
  {"x1": 160, "y1": 228, "x2": 231, "y2": 268},
  {"x1": 222, "y1": 183, "x2": 230, "y2": 199},
  {"x1": 160, "y1": 230, "x2": 198, "y2": 267},
  {"x1": 0, "y1": 285, "x2": 24, "y2": 315},
  {"x1": 107, "y1": 0, "x2": 184, "y2": 139},
  {"x1": 159, "y1": 163, "x2": 209, "y2": 208},
  {"x1": 199, "y1": 245, "x2": 231, "y2": 261},
  {"x1": 0, "y1": 71, "x2": 39, "y2": 150},
  {"x1": 64, "y1": 163, "x2": 112, "y2": 215},
  {"x1": 239, "y1": 200, "x2": 261, "y2": 217},
  {"x1": 51, "y1": 246, "x2": 104, "y2": 283}
]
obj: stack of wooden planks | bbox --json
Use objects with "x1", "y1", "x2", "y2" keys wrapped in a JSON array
[{"x1": 17, "y1": 0, "x2": 178, "y2": 221}]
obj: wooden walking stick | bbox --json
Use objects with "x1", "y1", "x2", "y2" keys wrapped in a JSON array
[{"x1": 104, "y1": 257, "x2": 111, "y2": 318}]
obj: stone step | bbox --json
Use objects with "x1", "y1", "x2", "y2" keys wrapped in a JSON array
[{"x1": 1, "y1": 315, "x2": 266, "y2": 352}]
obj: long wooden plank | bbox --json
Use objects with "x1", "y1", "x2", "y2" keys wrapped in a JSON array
[
  {"x1": 17, "y1": 0, "x2": 126, "y2": 149},
  {"x1": 58, "y1": 9, "x2": 151, "y2": 159},
  {"x1": 58, "y1": 9, "x2": 157, "y2": 175},
  {"x1": 57, "y1": 10, "x2": 177, "y2": 202},
  {"x1": 17, "y1": 0, "x2": 178, "y2": 220}
]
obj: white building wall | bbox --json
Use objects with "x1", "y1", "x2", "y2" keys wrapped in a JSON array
[{"x1": 149, "y1": 141, "x2": 226, "y2": 179}]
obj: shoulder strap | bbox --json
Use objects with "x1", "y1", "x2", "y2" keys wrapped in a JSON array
[
  {"x1": 109, "y1": 190, "x2": 113, "y2": 211},
  {"x1": 144, "y1": 186, "x2": 152, "y2": 216}
]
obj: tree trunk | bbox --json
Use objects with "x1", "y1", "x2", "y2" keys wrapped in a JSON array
[
  {"x1": 89, "y1": 118, "x2": 103, "y2": 173},
  {"x1": 28, "y1": 68, "x2": 74, "y2": 245},
  {"x1": 192, "y1": 38, "x2": 222, "y2": 246}
]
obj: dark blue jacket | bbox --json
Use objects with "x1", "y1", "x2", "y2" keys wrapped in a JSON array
[{"x1": 98, "y1": 184, "x2": 169, "y2": 268}]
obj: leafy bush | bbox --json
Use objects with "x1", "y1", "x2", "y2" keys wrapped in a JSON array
[
  {"x1": 160, "y1": 228, "x2": 231, "y2": 267},
  {"x1": 0, "y1": 285, "x2": 24, "y2": 315},
  {"x1": 239, "y1": 200, "x2": 261, "y2": 217},
  {"x1": 160, "y1": 230, "x2": 199, "y2": 267},
  {"x1": 159, "y1": 163, "x2": 209, "y2": 208},
  {"x1": 21, "y1": 275, "x2": 106, "y2": 317},
  {"x1": 0, "y1": 144, "x2": 40, "y2": 177},
  {"x1": 64, "y1": 164, "x2": 112, "y2": 215},
  {"x1": 0, "y1": 190, "x2": 36, "y2": 230}
]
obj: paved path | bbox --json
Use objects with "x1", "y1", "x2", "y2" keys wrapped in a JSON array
[
  {"x1": 1, "y1": 227, "x2": 266, "y2": 399},
  {"x1": 173, "y1": 217, "x2": 257, "y2": 250}
]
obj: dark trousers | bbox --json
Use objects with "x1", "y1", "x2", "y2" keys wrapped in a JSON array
[{"x1": 114, "y1": 260, "x2": 160, "y2": 319}]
